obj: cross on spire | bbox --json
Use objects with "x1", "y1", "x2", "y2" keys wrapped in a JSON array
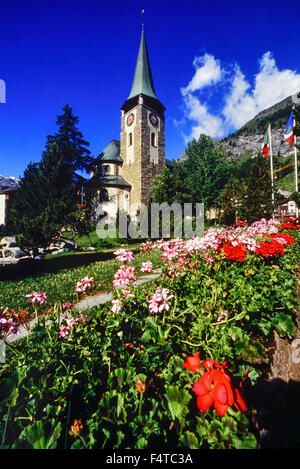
[{"x1": 141, "y1": 9, "x2": 144, "y2": 28}]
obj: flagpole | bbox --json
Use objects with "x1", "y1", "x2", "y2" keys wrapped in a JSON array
[
  {"x1": 293, "y1": 112, "x2": 299, "y2": 218},
  {"x1": 268, "y1": 123, "x2": 275, "y2": 206}
]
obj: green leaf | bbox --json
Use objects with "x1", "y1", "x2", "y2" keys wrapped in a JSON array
[
  {"x1": 234, "y1": 433, "x2": 257, "y2": 449},
  {"x1": 258, "y1": 318, "x2": 272, "y2": 336},
  {"x1": 0, "y1": 377, "x2": 19, "y2": 407},
  {"x1": 20, "y1": 419, "x2": 62, "y2": 449},
  {"x1": 165, "y1": 386, "x2": 191, "y2": 420},
  {"x1": 179, "y1": 431, "x2": 199, "y2": 449},
  {"x1": 273, "y1": 312, "x2": 295, "y2": 339}
]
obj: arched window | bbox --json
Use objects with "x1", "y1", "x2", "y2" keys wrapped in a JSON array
[
  {"x1": 100, "y1": 189, "x2": 109, "y2": 202},
  {"x1": 101, "y1": 165, "x2": 110, "y2": 175},
  {"x1": 128, "y1": 132, "x2": 133, "y2": 146},
  {"x1": 151, "y1": 132, "x2": 157, "y2": 147}
]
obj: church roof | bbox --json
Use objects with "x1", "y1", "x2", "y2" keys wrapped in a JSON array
[
  {"x1": 86, "y1": 174, "x2": 131, "y2": 190},
  {"x1": 127, "y1": 26, "x2": 159, "y2": 101},
  {"x1": 97, "y1": 139, "x2": 123, "y2": 164},
  {"x1": 101, "y1": 175, "x2": 131, "y2": 189},
  {"x1": 165, "y1": 159, "x2": 175, "y2": 168}
]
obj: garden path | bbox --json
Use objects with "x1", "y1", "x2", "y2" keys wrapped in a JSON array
[
  {"x1": 73, "y1": 271, "x2": 160, "y2": 311},
  {"x1": 5, "y1": 270, "x2": 161, "y2": 344}
]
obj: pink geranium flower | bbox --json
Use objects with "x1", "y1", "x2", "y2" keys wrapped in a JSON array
[
  {"x1": 59, "y1": 314, "x2": 89, "y2": 339},
  {"x1": 140, "y1": 261, "x2": 153, "y2": 273},
  {"x1": 75, "y1": 277, "x2": 96, "y2": 293},
  {"x1": 0, "y1": 308, "x2": 19, "y2": 338},
  {"x1": 62, "y1": 302, "x2": 73, "y2": 312},
  {"x1": 113, "y1": 265, "x2": 136, "y2": 288},
  {"x1": 111, "y1": 299, "x2": 122, "y2": 314},
  {"x1": 114, "y1": 249, "x2": 134, "y2": 263},
  {"x1": 25, "y1": 291, "x2": 47, "y2": 305},
  {"x1": 148, "y1": 287, "x2": 174, "y2": 314}
]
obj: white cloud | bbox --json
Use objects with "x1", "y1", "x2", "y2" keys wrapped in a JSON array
[
  {"x1": 181, "y1": 54, "x2": 222, "y2": 96},
  {"x1": 179, "y1": 51, "x2": 300, "y2": 142},
  {"x1": 182, "y1": 93, "x2": 225, "y2": 141},
  {"x1": 254, "y1": 52, "x2": 300, "y2": 110},
  {"x1": 222, "y1": 66, "x2": 257, "y2": 128}
]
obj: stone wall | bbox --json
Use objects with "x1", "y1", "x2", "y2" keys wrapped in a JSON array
[
  {"x1": 141, "y1": 105, "x2": 165, "y2": 206},
  {"x1": 120, "y1": 99, "x2": 165, "y2": 218}
]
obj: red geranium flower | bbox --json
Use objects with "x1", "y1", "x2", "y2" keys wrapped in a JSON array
[
  {"x1": 183, "y1": 351, "x2": 201, "y2": 373},
  {"x1": 273, "y1": 232, "x2": 295, "y2": 245},
  {"x1": 183, "y1": 353, "x2": 248, "y2": 416},
  {"x1": 236, "y1": 220, "x2": 247, "y2": 227},
  {"x1": 222, "y1": 242, "x2": 247, "y2": 262},
  {"x1": 124, "y1": 342, "x2": 135, "y2": 348},
  {"x1": 194, "y1": 369, "x2": 234, "y2": 417},
  {"x1": 202, "y1": 358, "x2": 228, "y2": 372},
  {"x1": 255, "y1": 237, "x2": 285, "y2": 257},
  {"x1": 234, "y1": 387, "x2": 247, "y2": 412}
]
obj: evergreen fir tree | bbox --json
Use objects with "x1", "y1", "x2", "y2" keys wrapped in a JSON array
[
  {"x1": 11, "y1": 106, "x2": 93, "y2": 250},
  {"x1": 240, "y1": 154, "x2": 275, "y2": 223},
  {"x1": 220, "y1": 175, "x2": 244, "y2": 226},
  {"x1": 44, "y1": 104, "x2": 92, "y2": 172},
  {"x1": 151, "y1": 164, "x2": 192, "y2": 205},
  {"x1": 183, "y1": 135, "x2": 230, "y2": 211},
  {"x1": 11, "y1": 162, "x2": 42, "y2": 222}
]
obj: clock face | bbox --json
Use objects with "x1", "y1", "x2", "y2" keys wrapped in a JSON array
[
  {"x1": 126, "y1": 113, "x2": 134, "y2": 127},
  {"x1": 149, "y1": 112, "x2": 159, "y2": 128}
]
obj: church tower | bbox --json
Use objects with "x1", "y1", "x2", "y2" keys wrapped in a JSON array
[{"x1": 120, "y1": 24, "x2": 165, "y2": 218}]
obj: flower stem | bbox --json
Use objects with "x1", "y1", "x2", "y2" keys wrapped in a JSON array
[{"x1": 138, "y1": 391, "x2": 143, "y2": 417}]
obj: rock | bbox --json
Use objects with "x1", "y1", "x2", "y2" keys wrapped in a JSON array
[
  {"x1": 220, "y1": 125, "x2": 292, "y2": 160},
  {"x1": 2, "y1": 247, "x2": 27, "y2": 259},
  {"x1": 51, "y1": 248, "x2": 71, "y2": 255},
  {"x1": 48, "y1": 243, "x2": 61, "y2": 250},
  {"x1": 0, "y1": 236, "x2": 18, "y2": 248},
  {"x1": 59, "y1": 240, "x2": 76, "y2": 250},
  {"x1": 35, "y1": 254, "x2": 45, "y2": 260},
  {"x1": 0, "y1": 256, "x2": 19, "y2": 265}
]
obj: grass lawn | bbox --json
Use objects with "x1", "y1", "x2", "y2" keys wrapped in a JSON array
[
  {"x1": 61, "y1": 229, "x2": 140, "y2": 250},
  {"x1": 0, "y1": 248, "x2": 162, "y2": 315},
  {"x1": 276, "y1": 170, "x2": 299, "y2": 192}
]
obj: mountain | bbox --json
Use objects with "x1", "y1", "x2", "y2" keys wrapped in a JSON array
[
  {"x1": 219, "y1": 94, "x2": 297, "y2": 159},
  {"x1": 0, "y1": 175, "x2": 20, "y2": 191},
  {"x1": 178, "y1": 93, "x2": 298, "y2": 162}
]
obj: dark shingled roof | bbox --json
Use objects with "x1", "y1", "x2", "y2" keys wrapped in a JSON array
[
  {"x1": 97, "y1": 139, "x2": 123, "y2": 164},
  {"x1": 87, "y1": 174, "x2": 131, "y2": 190}
]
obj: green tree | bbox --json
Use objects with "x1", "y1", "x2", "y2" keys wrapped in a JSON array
[
  {"x1": 11, "y1": 106, "x2": 93, "y2": 250},
  {"x1": 150, "y1": 163, "x2": 193, "y2": 238},
  {"x1": 240, "y1": 154, "x2": 275, "y2": 223},
  {"x1": 11, "y1": 162, "x2": 42, "y2": 221},
  {"x1": 151, "y1": 163, "x2": 192, "y2": 205},
  {"x1": 44, "y1": 104, "x2": 92, "y2": 172},
  {"x1": 183, "y1": 135, "x2": 230, "y2": 211},
  {"x1": 231, "y1": 152, "x2": 253, "y2": 183},
  {"x1": 220, "y1": 175, "x2": 244, "y2": 226}
]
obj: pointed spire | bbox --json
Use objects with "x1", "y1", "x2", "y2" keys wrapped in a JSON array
[{"x1": 128, "y1": 22, "x2": 159, "y2": 101}]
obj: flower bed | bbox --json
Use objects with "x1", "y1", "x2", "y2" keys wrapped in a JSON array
[
  {"x1": 0, "y1": 249, "x2": 163, "y2": 316},
  {"x1": 0, "y1": 218, "x2": 299, "y2": 449}
]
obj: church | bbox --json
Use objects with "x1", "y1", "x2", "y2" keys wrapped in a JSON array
[{"x1": 84, "y1": 24, "x2": 173, "y2": 222}]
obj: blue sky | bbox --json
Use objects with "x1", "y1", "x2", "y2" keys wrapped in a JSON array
[{"x1": 1, "y1": 0, "x2": 300, "y2": 177}]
